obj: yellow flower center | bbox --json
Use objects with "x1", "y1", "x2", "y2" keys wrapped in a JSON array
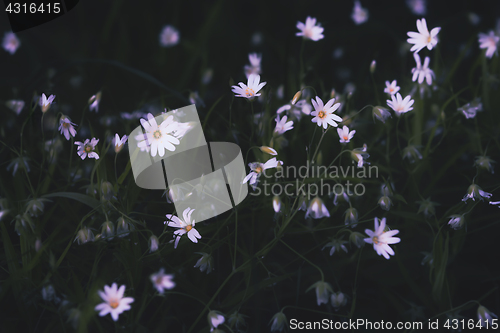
[
  {"x1": 185, "y1": 225, "x2": 192, "y2": 232},
  {"x1": 318, "y1": 110, "x2": 326, "y2": 119},
  {"x1": 255, "y1": 166, "x2": 262, "y2": 173},
  {"x1": 153, "y1": 130, "x2": 162, "y2": 139},
  {"x1": 62, "y1": 122, "x2": 69, "y2": 128},
  {"x1": 245, "y1": 88, "x2": 255, "y2": 97},
  {"x1": 389, "y1": 88, "x2": 393, "y2": 92},
  {"x1": 343, "y1": 135, "x2": 348, "y2": 141},
  {"x1": 372, "y1": 236, "x2": 379, "y2": 244},
  {"x1": 109, "y1": 299, "x2": 120, "y2": 309},
  {"x1": 84, "y1": 145, "x2": 92, "y2": 153},
  {"x1": 427, "y1": 35, "x2": 432, "y2": 43}
]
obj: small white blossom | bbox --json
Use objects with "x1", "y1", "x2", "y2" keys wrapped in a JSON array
[
  {"x1": 411, "y1": 53, "x2": 434, "y2": 85},
  {"x1": 231, "y1": 74, "x2": 266, "y2": 99},
  {"x1": 136, "y1": 113, "x2": 182, "y2": 157},
  {"x1": 337, "y1": 125, "x2": 355, "y2": 143},
  {"x1": 296, "y1": 16, "x2": 324, "y2": 41},
  {"x1": 39, "y1": 93, "x2": 56, "y2": 113},
  {"x1": 458, "y1": 98, "x2": 483, "y2": 119},
  {"x1": 351, "y1": 1, "x2": 369, "y2": 25},
  {"x1": 2, "y1": 32, "x2": 20, "y2": 55},
  {"x1": 351, "y1": 144, "x2": 369, "y2": 167},
  {"x1": 407, "y1": 18, "x2": 441, "y2": 54},
  {"x1": 406, "y1": 0, "x2": 426, "y2": 15},
  {"x1": 88, "y1": 92, "x2": 102, "y2": 112},
  {"x1": 150, "y1": 268, "x2": 175, "y2": 293},
  {"x1": 305, "y1": 196, "x2": 330, "y2": 219},
  {"x1": 244, "y1": 53, "x2": 262, "y2": 77},
  {"x1": 331, "y1": 291, "x2": 348, "y2": 310},
  {"x1": 478, "y1": 305, "x2": 498, "y2": 327},
  {"x1": 323, "y1": 238, "x2": 348, "y2": 255},
  {"x1": 364, "y1": 217, "x2": 400, "y2": 260},
  {"x1": 95, "y1": 283, "x2": 134, "y2": 322},
  {"x1": 270, "y1": 312, "x2": 287, "y2": 332},
  {"x1": 307, "y1": 281, "x2": 333, "y2": 306},
  {"x1": 310, "y1": 96, "x2": 342, "y2": 129},
  {"x1": 387, "y1": 93, "x2": 414, "y2": 116},
  {"x1": 447, "y1": 214, "x2": 465, "y2": 230},
  {"x1": 384, "y1": 80, "x2": 400, "y2": 95},
  {"x1": 274, "y1": 115, "x2": 294, "y2": 135},
  {"x1": 166, "y1": 207, "x2": 201, "y2": 248},
  {"x1": 194, "y1": 252, "x2": 214, "y2": 274},
  {"x1": 243, "y1": 157, "x2": 282, "y2": 186},
  {"x1": 208, "y1": 311, "x2": 225, "y2": 331},
  {"x1": 478, "y1": 31, "x2": 499, "y2": 58},
  {"x1": 149, "y1": 235, "x2": 159, "y2": 252},
  {"x1": 462, "y1": 184, "x2": 492, "y2": 202},
  {"x1": 159, "y1": 25, "x2": 180, "y2": 47},
  {"x1": 113, "y1": 133, "x2": 128, "y2": 153},
  {"x1": 75, "y1": 138, "x2": 99, "y2": 160},
  {"x1": 58, "y1": 116, "x2": 77, "y2": 141},
  {"x1": 5, "y1": 100, "x2": 24, "y2": 115}
]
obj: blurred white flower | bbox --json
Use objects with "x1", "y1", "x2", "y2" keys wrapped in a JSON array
[
  {"x1": 116, "y1": 217, "x2": 132, "y2": 237},
  {"x1": 344, "y1": 207, "x2": 359, "y2": 227},
  {"x1": 310, "y1": 96, "x2": 342, "y2": 129},
  {"x1": 337, "y1": 125, "x2": 355, "y2": 143},
  {"x1": 351, "y1": 144, "x2": 369, "y2": 167},
  {"x1": 75, "y1": 226, "x2": 94, "y2": 245},
  {"x1": 207, "y1": 310, "x2": 225, "y2": 331},
  {"x1": 307, "y1": 281, "x2": 333, "y2": 306},
  {"x1": 274, "y1": 115, "x2": 294, "y2": 135},
  {"x1": 478, "y1": 31, "x2": 499, "y2": 58},
  {"x1": 478, "y1": 305, "x2": 498, "y2": 327},
  {"x1": 243, "y1": 157, "x2": 282, "y2": 186},
  {"x1": 412, "y1": 53, "x2": 434, "y2": 85},
  {"x1": 244, "y1": 53, "x2": 262, "y2": 77},
  {"x1": 95, "y1": 283, "x2": 134, "y2": 322},
  {"x1": 189, "y1": 91, "x2": 205, "y2": 108},
  {"x1": 277, "y1": 99, "x2": 312, "y2": 120},
  {"x1": 159, "y1": 25, "x2": 179, "y2": 47},
  {"x1": 2, "y1": 32, "x2": 20, "y2": 54},
  {"x1": 166, "y1": 207, "x2": 201, "y2": 248},
  {"x1": 416, "y1": 197, "x2": 438, "y2": 217},
  {"x1": 202, "y1": 68, "x2": 213, "y2": 85},
  {"x1": 462, "y1": 184, "x2": 492, "y2": 202},
  {"x1": 387, "y1": 93, "x2": 414, "y2": 116},
  {"x1": 475, "y1": 155, "x2": 495, "y2": 174},
  {"x1": 272, "y1": 195, "x2": 282, "y2": 213},
  {"x1": 458, "y1": 98, "x2": 483, "y2": 119},
  {"x1": 7, "y1": 156, "x2": 30, "y2": 176},
  {"x1": 113, "y1": 133, "x2": 128, "y2": 153},
  {"x1": 231, "y1": 74, "x2": 266, "y2": 99},
  {"x1": 323, "y1": 238, "x2": 348, "y2": 255},
  {"x1": 260, "y1": 146, "x2": 277, "y2": 156},
  {"x1": 25, "y1": 198, "x2": 50, "y2": 217},
  {"x1": 149, "y1": 235, "x2": 159, "y2": 252},
  {"x1": 364, "y1": 217, "x2": 400, "y2": 259},
  {"x1": 378, "y1": 195, "x2": 393, "y2": 211},
  {"x1": 406, "y1": 0, "x2": 426, "y2": 15},
  {"x1": 384, "y1": 80, "x2": 400, "y2": 95},
  {"x1": 331, "y1": 291, "x2": 348, "y2": 310},
  {"x1": 41, "y1": 284, "x2": 60, "y2": 303},
  {"x1": 100, "y1": 221, "x2": 115, "y2": 240},
  {"x1": 75, "y1": 138, "x2": 99, "y2": 160},
  {"x1": 372, "y1": 106, "x2": 392, "y2": 123},
  {"x1": 58, "y1": 116, "x2": 77, "y2": 140},
  {"x1": 5, "y1": 100, "x2": 24, "y2": 115},
  {"x1": 305, "y1": 196, "x2": 330, "y2": 219},
  {"x1": 136, "y1": 113, "x2": 181, "y2": 157},
  {"x1": 150, "y1": 268, "x2": 175, "y2": 293},
  {"x1": 270, "y1": 311, "x2": 287, "y2": 331},
  {"x1": 402, "y1": 145, "x2": 423, "y2": 163},
  {"x1": 39, "y1": 93, "x2": 56, "y2": 113},
  {"x1": 447, "y1": 214, "x2": 465, "y2": 230},
  {"x1": 407, "y1": 18, "x2": 440, "y2": 53},
  {"x1": 296, "y1": 16, "x2": 324, "y2": 41},
  {"x1": 88, "y1": 92, "x2": 102, "y2": 112},
  {"x1": 194, "y1": 252, "x2": 214, "y2": 274},
  {"x1": 351, "y1": 1, "x2": 369, "y2": 25}
]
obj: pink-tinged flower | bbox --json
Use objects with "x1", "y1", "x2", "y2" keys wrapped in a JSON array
[
  {"x1": 75, "y1": 138, "x2": 99, "y2": 160},
  {"x1": 406, "y1": 0, "x2": 426, "y2": 15},
  {"x1": 150, "y1": 268, "x2": 175, "y2": 293},
  {"x1": 351, "y1": 1, "x2": 369, "y2": 25},
  {"x1": 462, "y1": 184, "x2": 492, "y2": 202},
  {"x1": 166, "y1": 207, "x2": 201, "y2": 248},
  {"x1": 2, "y1": 32, "x2": 20, "y2": 55},
  {"x1": 243, "y1": 157, "x2": 282, "y2": 186},
  {"x1": 387, "y1": 93, "x2": 414, "y2": 116},
  {"x1": 113, "y1": 133, "x2": 128, "y2": 153},
  {"x1": 305, "y1": 196, "x2": 330, "y2": 219},
  {"x1": 5, "y1": 100, "x2": 24, "y2": 115},
  {"x1": 407, "y1": 18, "x2": 441, "y2": 53},
  {"x1": 95, "y1": 283, "x2": 134, "y2": 321},
  {"x1": 310, "y1": 96, "x2": 342, "y2": 129},
  {"x1": 274, "y1": 115, "x2": 294, "y2": 135},
  {"x1": 39, "y1": 93, "x2": 56, "y2": 113},
  {"x1": 384, "y1": 80, "x2": 400, "y2": 95},
  {"x1": 337, "y1": 125, "x2": 356, "y2": 143},
  {"x1": 88, "y1": 92, "x2": 102, "y2": 112},
  {"x1": 296, "y1": 16, "x2": 324, "y2": 41},
  {"x1": 447, "y1": 214, "x2": 465, "y2": 230},
  {"x1": 231, "y1": 74, "x2": 266, "y2": 99},
  {"x1": 411, "y1": 53, "x2": 434, "y2": 85},
  {"x1": 159, "y1": 25, "x2": 179, "y2": 47},
  {"x1": 207, "y1": 310, "x2": 225, "y2": 331},
  {"x1": 136, "y1": 113, "x2": 181, "y2": 157},
  {"x1": 244, "y1": 53, "x2": 262, "y2": 78},
  {"x1": 58, "y1": 116, "x2": 77, "y2": 140},
  {"x1": 478, "y1": 31, "x2": 499, "y2": 58},
  {"x1": 364, "y1": 217, "x2": 400, "y2": 259}
]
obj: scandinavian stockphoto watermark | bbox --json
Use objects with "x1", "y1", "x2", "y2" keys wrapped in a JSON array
[{"x1": 250, "y1": 161, "x2": 378, "y2": 199}]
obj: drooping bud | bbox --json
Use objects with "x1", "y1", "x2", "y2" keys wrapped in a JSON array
[
  {"x1": 370, "y1": 60, "x2": 376, "y2": 74},
  {"x1": 260, "y1": 146, "x2": 277, "y2": 156},
  {"x1": 291, "y1": 90, "x2": 302, "y2": 105}
]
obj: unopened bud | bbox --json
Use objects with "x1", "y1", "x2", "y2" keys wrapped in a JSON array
[
  {"x1": 370, "y1": 60, "x2": 376, "y2": 74},
  {"x1": 291, "y1": 91, "x2": 302, "y2": 105},
  {"x1": 260, "y1": 146, "x2": 277, "y2": 156}
]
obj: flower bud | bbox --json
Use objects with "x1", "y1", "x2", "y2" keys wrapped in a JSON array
[
  {"x1": 35, "y1": 238, "x2": 42, "y2": 252},
  {"x1": 149, "y1": 235, "x2": 159, "y2": 252},
  {"x1": 447, "y1": 214, "x2": 465, "y2": 230},
  {"x1": 378, "y1": 195, "x2": 392, "y2": 211},
  {"x1": 416, "y1": 197, "x2": 437, "y2": 217},
  {"x1": 26, "y1": 198, "x2": 49, "y2": 217},
  {"x1": 307, "y1": 281, "x2": 333, "y2": 306},
  {"x1": 475, "y1": 155, "x2": 495, "y2": 174},
  {"x1": 207, "y1": 310, "x2": 225, "y2": 330},
  {"x1": 14, "y1": 213, "x2": 34, "y2": 235},
  {"x1": 116, "y1": 217, "x2": 131, "y2": 237},
  {"x1": 100, "y1": 221, "x2": 115, "y2": 240},
  {"x1": 477, "y1": 305, "x2": 498, "y2": 327},
  {"x1": 370, "y1": 60, "x2": 376, "y2": 74},
  {"x1": 75, "y1": 226, "x2": 94, "y2": 245},
  {"x1": 331, "y1": 291, "x2": 347, "y2": 310},
  {"x1": 194, "y1": 252, "x2": 214, "y2": 274},
  {"x1": 228, "y1": 311, "x2": 247, "y2": 329},
  {"x1": 372, "y1": 106, "x2": 391, "y2": 123},
  {"x1": 100, "y1": 181, "x2": 115, "y2": 201},
  {"x1": 344, "y1": 207, "x2": 358, "y2": 227},
  {"x1": 291, "y1": 91, "x2": 302, "y2": 105},
  {"x1": 270, "y1": 312, "x2": 287, "y2": 332},
  {"x1": 349, "y1": 232, "x2": 365, "y2": 248},
  {"x1": 272, "y1": 195, "x2": 282, "y2": 213},
  {"x1": 260, "y1": 146, "x2": 277, "y2": 156}
]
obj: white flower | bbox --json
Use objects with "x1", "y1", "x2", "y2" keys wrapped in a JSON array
[
  {"x1": 307, "y1": 281, "x2": 333, "y2": 306},
  {"x1": 88, "y1": 92, "x2": 102, "y2": 112},
  {"x1": 136, "y1": 113, "x2": 181, "y2": 157},
  {"x1": 113, "y1": 133, "x2": 128, "y2": 153},
  {"x1": 150, "y1": 268, "x2": 175, "y2": 293},
  {"x1": 351, "y1": 1, "x2": 369, "y2": 25},
  {"x1": 458, "y1": 98, "x2": 483, "y2": 119},
  {"x1": 296, "y1": 17, "x2": 324, "y2": 41},
  {"x1": 149, "y1": 235, "x2": 159, "y2": 252},
  {"x1": 39, "y1": 93, "x2": 55, "y2": 113},
  {"x1": 351, "y1": 144, "x2": 369, "y2": 167},
  {"x1": 5, "y1": 100, "x2": 24, "y2": 115},
  {"x1": 58, "y1": 116, "x2": 77, "y2": 141},
  {"x1": 75, "y1": 138, "x2": 99, "y2": 160},
  {"x1": 412, "y1": 53, "x2": 434, "y2": 85},
  {"x1": 305, "y1": 196, "x2": 330, "y2": 219},
  {"x1": 364, "y1": 217, "x2": 400, "y2": 260},
  {"x1": 407, "y1": 18, "x2": 441, "y2": 53},
  {"x1": 447, "y1": 214, "x2": 465, "y2": 230},
  {"x1": 159, "y1": 25, "x2": 179, "y2": 47},
  {"x1": 274, "y1": 115, "x2": 294, "y2": 135},
  {"x1": 75, "y1": 227, "x2": 94, "y2": 245},
  {"x1": 337, "y1": 125, "x2": 355, "y2": 143},
  {"x1": 475, "y1": 155, "x2": 495, "y2": 174},
  {"x1": 272, "y1": 196, "x2": 281, "y2": 213},
  {"x1": 344, "y1": 207, "x2": 359, "y2": 227},
  {"x1": 462, "y1": 184, "x2": 492, "y2": 202},
  {"x1": 244, "y1": 53, "x2": 262, "y2": 77},
  {"x1": 208, "y1": 310, "x2": 225, "y2": 331},
  {"x1": 270, "y1": 312, "x2": 287, "y2": 332},
  {"x1": 310, "y1": 96, "x2": 342, "y2": 129},
  {"x1": 277, "y1": 99, "x2": 312, "y2": 120},
  {"x1": 243, "y1": 157, "x2": 282, "y2": 186},
  {"x1": 331, "y1": 292, "x2": 348, "y2": 310},
  {"x1": 95, "y1": 283, "x2": 134, "y2": 321},
  {"x1": 2, "y1": 32, "x2": 20, "y2": 55},
  {"x1": 378, "y1": 195, "x2": 393, "y2": 211},
  {"x1": 384, "y1": 80, "x2": 400, "y2": 95},
  {"x1": 372, "y1": 106, "x2": 392, "y2": 123},
  {"x1": 231, "y1": 74, "x2": 266, "y2": 99},
  {"x1": 406, "y1": 0, "x2": 426, "y2": 15},
  {"x1": 478, "y1": 305, "x2": 498, "y2": 327},
  {"x1": 478, "y1": 31, "x2": 499, "y2": 58},
  {"x1": 194, "y1": 252, "x2": 214, "y2": 273},
  {"x1": 387, "y1": 93, "x2": 414, "y2": 116},
  {"x1": 166, "y1": 207, "x2": 201, "y2": 248}
]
